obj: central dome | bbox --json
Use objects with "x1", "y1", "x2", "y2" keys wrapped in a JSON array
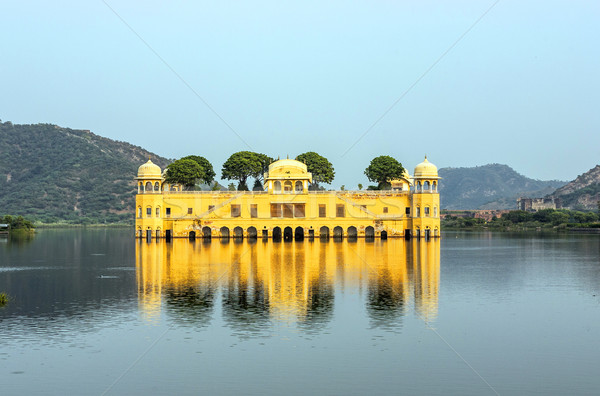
[
  {"x1": 268, "y1": 159, "x2": 308, "y2": 173},
  {"x1": 137, "y1": 159, "x2": 162, "y2": 178}
]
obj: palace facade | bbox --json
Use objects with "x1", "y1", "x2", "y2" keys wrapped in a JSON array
[{"x1": 135, "y1": 157, "x2": 440, "y2": 240}]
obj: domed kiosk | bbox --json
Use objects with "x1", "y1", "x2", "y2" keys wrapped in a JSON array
[
  {"x1": 136, "y1": 159, "x2": 163, "y2": 194},
  {"x1": 265, "y1": 159, "x2": 312, "y2": 194},
  {"x1": 411, "y1": 156, "x2": 441, "y2": 239}
]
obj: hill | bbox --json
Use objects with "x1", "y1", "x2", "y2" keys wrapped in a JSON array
[
  {"x1": 0, "y1": 121, "x2": 169, "y2": 224},
  {"x1": 438, "y1": 164, "x2": 566, "y2": 210},
  {"x1": 547, "y1": 165, "x2": 600, "y2": 210}
]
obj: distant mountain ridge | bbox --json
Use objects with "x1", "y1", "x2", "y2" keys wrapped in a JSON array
[
  {"x1": 438, "y1": 164, "x2": 566, "y2": 210},
  {"x1": 0, "y1": 121, "x2": 169, "y2": 223},
  {"x1": 547, "y1": 165, "x2": 600, "y2": 210}
]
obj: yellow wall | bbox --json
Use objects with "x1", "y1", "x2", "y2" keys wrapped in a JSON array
[{"x1": 135, "y1": 189, "x2": 440, "y2": 238}]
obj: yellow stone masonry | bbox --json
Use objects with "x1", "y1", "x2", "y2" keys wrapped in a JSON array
[{"x1": 135, "y1": 157, "x2": 440, "y2": 239}]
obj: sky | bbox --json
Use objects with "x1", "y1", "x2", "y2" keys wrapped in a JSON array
[{"x1": 1, "y1": 0, "x2": 599, "y2": 188}]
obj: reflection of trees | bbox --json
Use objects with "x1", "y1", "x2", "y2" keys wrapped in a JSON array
[
  {"x1": 5, "y1": 230, "x2": 35, "y2": 247},
  {"x1": 222, "y1": 249, "x2": 271, "y2": 338},
  {"x1": 163, "y1": 283, "x2": 214, "y2": 328},
  {"x1": 297, "y1": 245, "x2": 334, "y2": 333},
  {"x1": 298, "y1": 277, "x2": 334, "y2": 333},
  {"x1": 366, "y1": 267, "x2": 406, "y2": 332}
]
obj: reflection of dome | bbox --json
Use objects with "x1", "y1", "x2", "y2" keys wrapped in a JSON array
[
  {"x1": 414, "y1": 156, "x2": 438, "y2": 178},
  {"x1": 137, "y1": 159, "x2": 162, "y2": 178}
]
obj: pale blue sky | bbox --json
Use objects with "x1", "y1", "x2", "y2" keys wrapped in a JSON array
[{"x1": 1, "y1": 1, "x2": 598, "y2": 187}]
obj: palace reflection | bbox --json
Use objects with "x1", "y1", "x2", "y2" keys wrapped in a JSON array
[{"x1": 136, "y1": 238, "x2": 440, "y2": 332}]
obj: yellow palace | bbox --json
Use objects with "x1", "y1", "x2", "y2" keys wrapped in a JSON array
[{"x1": 135, "y1": 157, "x2": 440, "y2": 240}]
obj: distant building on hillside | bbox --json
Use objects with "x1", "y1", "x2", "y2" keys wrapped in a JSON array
[{"x1": 517, "y1": 197, "x2": 561, "y2": 212}]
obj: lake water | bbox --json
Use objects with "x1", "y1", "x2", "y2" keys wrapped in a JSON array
[{"x1": 1, "y1": 229, "x2": 599, "y2": 395}]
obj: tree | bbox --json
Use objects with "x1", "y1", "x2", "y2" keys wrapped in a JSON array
[
  {"x1": 549, "y1": 211, "x2": 569, "y2": 226},
  {"x1": 364, "y1": 156, "x2": 405, "y2": 190},
  {"x1": 503, "y1": 210, "x2": 533, "y2": 223},
  {"x1": 358, "y1": 183, "x2": 363, "y2": 190},
  {"x1": 252, "y1": 153, "x2": 274, "y2": 190},
  {"x1": 295, "y1": 152, "x2": 335, "y2": 190},
  {"x1": 221, "y1": 151, "x2": 263, "y2": 191},
  {"x1": 164, "y1": 159, "x2": 204, "y2": 189},
  {"x1": 180, "y1": 155, "x2": 215, "y2": 184}
]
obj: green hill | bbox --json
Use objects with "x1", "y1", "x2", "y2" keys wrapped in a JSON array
[
  {"x1": 0, "y1": 121, "x2": 169, "y2": 224},
  {"x1": 439, "y1": 164, "x2": 566, "y2": 210}
]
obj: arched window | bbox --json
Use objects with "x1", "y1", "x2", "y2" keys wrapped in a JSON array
[
  {"x1": 145, "y1": 181, "x2": 153, "y2": 192},
  {"x1": 432, "y1": 181, "x2": 437, "y2": 191},
  {"x1": 416, "y1": 181, "x2": 422, "y2": 191},
  {"x1": 138, "y1": 182, "x2": 143, "y2": 193},
  {"x1": 156, "y1": 206, "x2": 160, "y2": 217},
  {"x1": 146, "y1": 206, "x2": 152, "y2": 218},
  {"x1": 434, "y1": 206, "x2": 438, "y2": 217},
  {"x1": 295, "y1": 181, "x2": 303, "y2": 193},
  {"x1": 274, "y1": 181, "x2": 282, "y2": 193},
  {"x1": 284, "y1": 181, "x2": 293, "y2": 192},
  {"x1": 154, "y1": 182, "x2": 160, "y2": 192},
  {"x1": 424, "y1": 206, "x2": 430, "y2": 216},
  {"x1": 137, "y1": 206, "x2": 142, "y2": 218},
  {"x1": 416, "y1": 206, "x2": 421, "y2": 217},
  {"x1": 424, "y1": 181, "x2": 430, "y2": 191}
]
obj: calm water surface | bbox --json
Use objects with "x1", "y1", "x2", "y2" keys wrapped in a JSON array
[{"x1": 1, "y1": 229, "x2": 599, "y2": 395}]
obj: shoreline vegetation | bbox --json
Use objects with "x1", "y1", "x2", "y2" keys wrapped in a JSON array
[
  {"x1": 1, "y1": 215, "x2": 35, "y2": 231},
  {"x1": 0, "y1": 292, "x2": 9, "y2": 306},
  {"x1": 442, "y1": 209, "x2": 600, "y2": 232}
]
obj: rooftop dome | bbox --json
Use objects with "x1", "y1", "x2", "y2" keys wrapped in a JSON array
[
  {"x1": 137, "y1": 159, "x2": 162, "y2": 178},
  {"x1": 414, "y1": 156, "x2": 439, "y2": 178},
  {"x1": 268, "y1": 159, "x2": 308, "y2": 173},
  {"x1": 265, "y1": 158, "x2": 312, "y2": 183}
]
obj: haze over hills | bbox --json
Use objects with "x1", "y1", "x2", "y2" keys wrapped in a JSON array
[
  {"x1": 0, "y1": 121, "x2": 169, "y2": 224},
  {"x1": 438, "y1": 164, "x2": 567, "y2": 210}
]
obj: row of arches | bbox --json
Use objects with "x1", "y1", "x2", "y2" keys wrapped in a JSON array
[
  {"x1": 273, "y1": 180, "x2": 304, "y2": 193},
  {"x1": 415, "y1": 180, "x2": 437, "y2": 192},
  {"x1": 138, "y1": 181, "x2": 181, "y2": 193},
  {"x1": 187, "y1": 226, "x2": 388, "y2": 241},
  {"x1": 139, "y1": 225, "x2": 438, "y2": 241}
]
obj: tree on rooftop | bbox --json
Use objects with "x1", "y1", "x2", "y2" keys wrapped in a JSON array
[
  {"x1": 296, "y1": 152, "x2": 335, "y2": 190},
  {"x1": 221, "y1": 151, "x2": 264, "y2": 191},
  {"x1": 252, "y1": 152, "x2": 274, "y2": 190},
  {"x1": 164, "y1": 158, "x2": 205, "y2": 189},
  {"x1": 181, "y1": 155, "x2": 215, "y2": 184},
  {"x1": 364, "y1": 156, "x2": 405, "y2": 190}
]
